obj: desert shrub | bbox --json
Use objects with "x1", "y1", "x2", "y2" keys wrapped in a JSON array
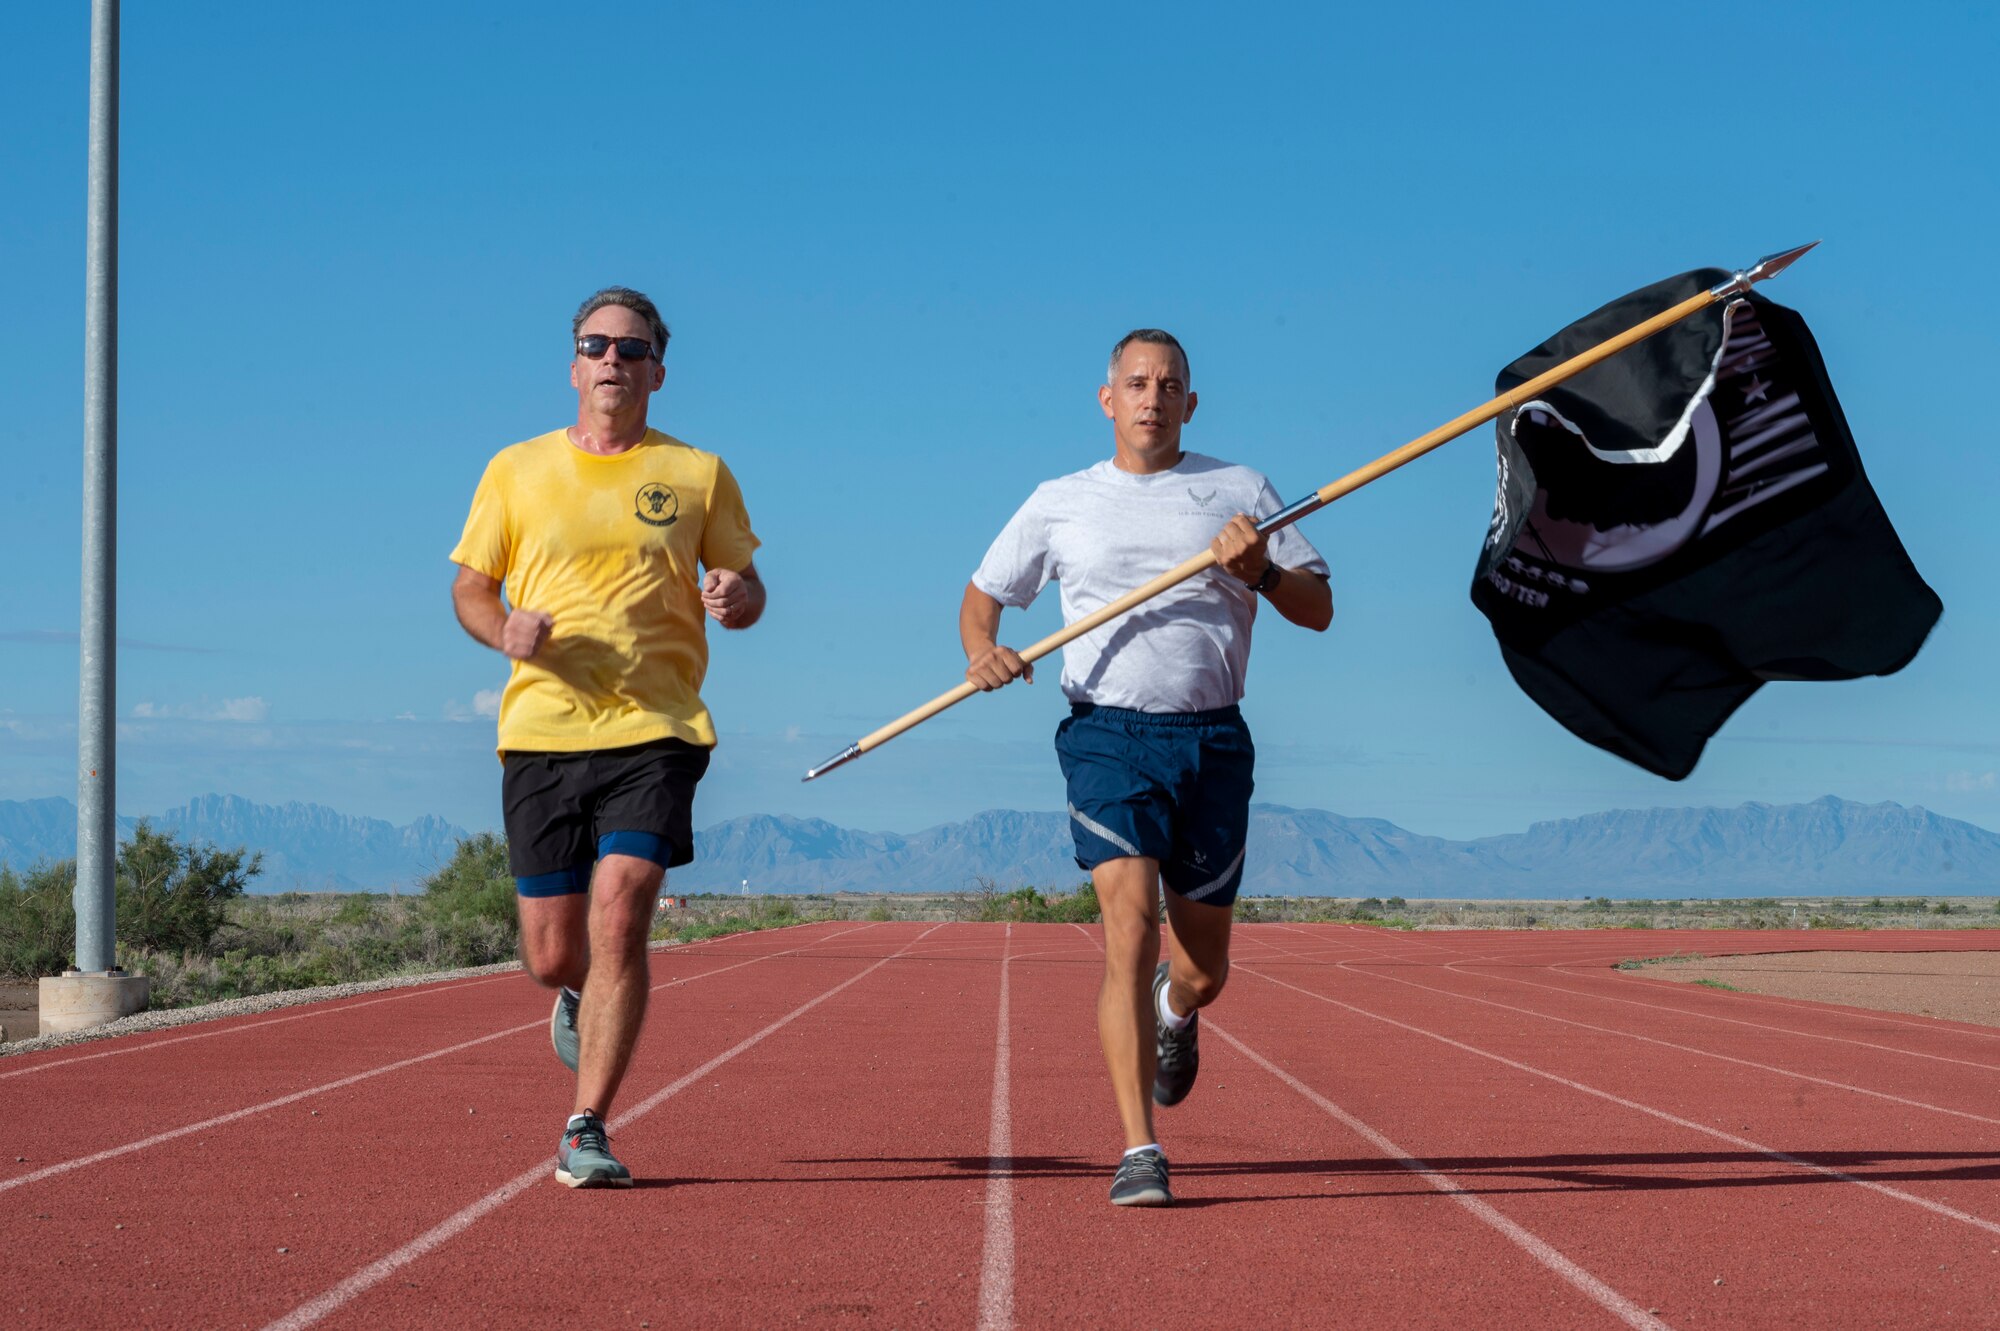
[
  {"x1": 970, "y1": 883, "x2": 1100, "y2": 924},
  {"x1": 115, "y1": 822, "x2": 261, "y2": 955},
  {"x1": 0, "y1": 861, "x2": 78, "y2": 978},
  {"x1": 1048, "y1": 881, "x2": 1100, "y2": 923},
  {"x1": 0, "y1": 825, "x2": 259, "y2": 978},
  {"x1": 419, "y1": 833, "x2": 517, "y2": 934},
  {"x1": 754, "y1": 897, "x2": 800, "y2": 926},
  {"x1": 332, "y1": 895, "x2": 382, "y2": 926}
]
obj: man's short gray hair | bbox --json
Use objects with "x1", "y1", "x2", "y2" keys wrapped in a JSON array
[
  {"x1": 572, "y1": 286, "x2": 671, "y2": 358},
  {"x1": 1107, "y1": 328, "x2": 1190, "y2": 385}
]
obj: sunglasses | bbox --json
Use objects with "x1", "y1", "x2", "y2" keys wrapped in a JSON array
[{"x1": 575, "y1": 334, "x2": 657, "y2": 361}]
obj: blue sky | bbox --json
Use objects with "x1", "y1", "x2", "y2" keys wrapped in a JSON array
[{"x1": 3, "y1": 1, "x2": 1996, "y2": 841}]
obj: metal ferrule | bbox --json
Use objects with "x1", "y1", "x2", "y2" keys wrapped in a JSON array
[
  {"x1": 1708, "y1": 270, "x2": 1754, "y2": 299},
  {"x1": 802, "y1": 742, "x2": 863, "y2": 782},
  {"x1": 1255, "y1": 493, "x2": 1328, "y2": 537}
]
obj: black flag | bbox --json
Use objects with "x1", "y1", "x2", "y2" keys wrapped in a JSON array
[{"x1": 1471, "y1": 268, "x2": 1942, "y2": 779}]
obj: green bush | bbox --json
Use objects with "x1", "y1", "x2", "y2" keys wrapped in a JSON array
[
  {"x1": 973, "y1": 883, "x2": 1101, "y2": 924},
  {"x1": 116, "y1": 822, "x2": 260, "y2": 955},
  {"x1": 0, "y1": 824, "x2": 260, "y2": 978},
  {"x1": 1049, "y1": 881, "x2": 1100, "y2": 923},
  {"x1": 0, "y1": 861, "x2": 79, "y2": 978},
  {"x1": 419, "y1": 833, "x2": 517, "y2": 934}
]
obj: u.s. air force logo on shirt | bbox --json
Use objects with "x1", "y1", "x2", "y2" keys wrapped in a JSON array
[{"x1": 635, "y1": 483, "x2": 679, "y2": 528}]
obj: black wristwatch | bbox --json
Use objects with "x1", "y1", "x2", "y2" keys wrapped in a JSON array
[{"x1": 1249, "y1": 561, "x2": 1281, "y2": 595}]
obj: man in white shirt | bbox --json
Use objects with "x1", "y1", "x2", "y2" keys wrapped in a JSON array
[{"x1": 961, "y1": 329, "x2": 1332, "y2": 1206}]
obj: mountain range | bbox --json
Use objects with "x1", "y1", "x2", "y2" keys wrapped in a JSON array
[
  {"x1": 0, "y1": 794, "x2": 466, "y2": 892},
  {"x1": 5, "y1": 793, "x2": 1998, "y2": 898}
]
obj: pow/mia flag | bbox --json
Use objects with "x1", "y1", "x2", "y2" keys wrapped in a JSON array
[{"x1": 1471, "y1": 268, "x2": 1942, "y2": 779}]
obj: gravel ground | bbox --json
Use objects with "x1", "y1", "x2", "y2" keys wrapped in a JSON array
[{"x1": 0, "y1": 957, "x2": 535, "y2": 1057}]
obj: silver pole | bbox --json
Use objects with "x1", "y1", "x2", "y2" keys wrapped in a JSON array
[{"x1": 75, "y1": 0, "x2": 119, "y2": 975}]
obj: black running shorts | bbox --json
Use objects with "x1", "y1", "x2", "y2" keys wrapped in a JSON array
[{"x1": 501, "y1": 738, "x2": 711, "y2": 889}]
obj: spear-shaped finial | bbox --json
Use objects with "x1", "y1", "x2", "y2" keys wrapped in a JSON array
[{"x1": 1710, "y1": 240, "x2": 1819, "y2": 298}]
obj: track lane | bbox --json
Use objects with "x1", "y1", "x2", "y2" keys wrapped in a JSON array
[
  {"x1": 1225, "y1": 930, "x2": 2000, "y2": 1326},
  {"x1": 0, "y1": 924, "x2": 893, "y2": 1330},
  {"x1": 0, "y1": 922, "x2": 877, "y2": 1188},
  {"x1": 273, "y1": 922, "x2": 1009, "y2": 1330},
  {"x1": 12, "y1": 920, "x2": 2000, "y2": 1328},
  {"x1": 1001, "y1": 926, "x2": 1663, "y2": 1328}
]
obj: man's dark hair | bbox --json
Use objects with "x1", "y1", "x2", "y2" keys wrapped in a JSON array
[
  {"x1": 572, "y1": 286, "x2": 671, "y2": 358},
  {"x1": 1107, "y1": 328, "x2": 1190, "y2": 385}
]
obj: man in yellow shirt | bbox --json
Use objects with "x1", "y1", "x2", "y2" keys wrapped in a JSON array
[{"x1": 450, "y1": 286, "x2": 764, "y2": 1188}]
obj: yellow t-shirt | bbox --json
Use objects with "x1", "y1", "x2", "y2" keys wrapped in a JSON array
[{"x1": 449, "y1": 428, "x2": 760, "y2": 755}]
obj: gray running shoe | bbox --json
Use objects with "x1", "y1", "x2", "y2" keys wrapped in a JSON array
[
  {"x1": 1109, "y1": 1147, "x2": 1173, "y2": 1206},
  {"x1": 551, "y1": 987, "x2": 580, "y2": 1073},
  {"x1": 1152, "y1": 961, "x2": 1199, "y2": 1107},
  {"x1": 555, "y1": 1113, "x2": 632, "y2": 1189}
]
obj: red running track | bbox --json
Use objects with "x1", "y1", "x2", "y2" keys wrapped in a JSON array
[{"x1": 5, "y1": 922, "x2": 2000, "y2": 1328}]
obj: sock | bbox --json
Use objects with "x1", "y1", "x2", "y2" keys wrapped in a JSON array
[
  {"x1": 1123, "y1": 1142, "x2": 1161, "y2": 1159},
  {"x1": 567, "y1": 1110, "x2": 597, "y2": 1129},
  {"x1": 561, "y1": 986, "x2": 581, "y2": 1002},
  {"x1": 1158, "y1": 979, "x2": 1193, "y2": 1031}
]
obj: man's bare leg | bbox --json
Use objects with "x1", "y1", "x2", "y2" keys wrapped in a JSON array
[
  {"x1": 517, "y1": 892, "x2": 589, "y2": 992},
  {"x1": 1161, "y1": 891, "x2": 1233, "y2": 1021},
  {"x1": 1093, "y1": 855, "x2": 1162, "y2": 1149},
  {"x1": 571, "y1": 853, "x2": 664, "y2": 1117}
]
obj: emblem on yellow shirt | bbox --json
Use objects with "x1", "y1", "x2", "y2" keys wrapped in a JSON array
[{"x1": 635, "y1": 483, "x2": 680, "y2": 528}]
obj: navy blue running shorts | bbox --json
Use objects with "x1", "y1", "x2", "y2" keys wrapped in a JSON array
[
  {"x1": 501, "y1": 738, "x2": 711, "y2": 896},
  {"x1": 1054, "y1": 702, "x2": 1255, "y2": 907}
]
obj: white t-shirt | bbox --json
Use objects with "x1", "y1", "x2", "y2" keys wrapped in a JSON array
[{"x1": 971, "y1": 452, "x2": 1329, "y2": 713}]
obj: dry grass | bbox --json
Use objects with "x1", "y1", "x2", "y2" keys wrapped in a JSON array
[{"x1": 785, "y1": 892, "x2": 2000, "y2": 931}]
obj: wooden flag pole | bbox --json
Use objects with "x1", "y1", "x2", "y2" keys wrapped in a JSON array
[{"x1": 803, "y1": 242, "x2": 1818, "y2": 781}]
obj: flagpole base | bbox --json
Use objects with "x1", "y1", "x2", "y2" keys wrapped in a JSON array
[{"x1": 39, "y1": 969, "x2": 149, "y2": 1037}]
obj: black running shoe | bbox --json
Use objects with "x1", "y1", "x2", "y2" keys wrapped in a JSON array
[
  {"x1": 1152, "y1": 961, "x2": 1199, "y2": 1107},
  {"x1": 1109, "y1": 1147, "x2": 1173, "y2": 1206}
]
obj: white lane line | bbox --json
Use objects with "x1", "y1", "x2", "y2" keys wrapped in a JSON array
[
  {"x1": 1, "y1": 1022, "x2": 532, "y2": 1195},
  {"x1": 1461, "y1": 962, "x2": 2000, "y2": 1074},
  {"x1": 1238, "y1": 963, "x2": 2000, "y2": 1238},
  {"x1": 1, "y1": 924, "x2": 879, "y2": 1194},
  {"x1": 1251, "y1": 930, "x2": 2000, "y2": 1124},
  {"x1": 0, "y1": 975, "x2": 512, "y2": 1082},
  {"x1": 1208, "y1": 1019, "x2": 1671, "y2": 1331},
  {"x1": 1317, "y1": 952, "x2": 2000, "y2": 1128},
  {"x1": 0, "y1": 919, "x2": 867, "y2": 1082},
  {"x1": 977, "y1": 923, "x2": 1015, "y2": 1331},
  {"x1": 1100, "y1": 922, "x2": 1661, "y2": 1324},
  {"x1": 1558, "y1": 958, "x2": 2000, "y2": 1045},
  {"x1": 262, "y1": 924, "x2": 946, "y2": 1331}
]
